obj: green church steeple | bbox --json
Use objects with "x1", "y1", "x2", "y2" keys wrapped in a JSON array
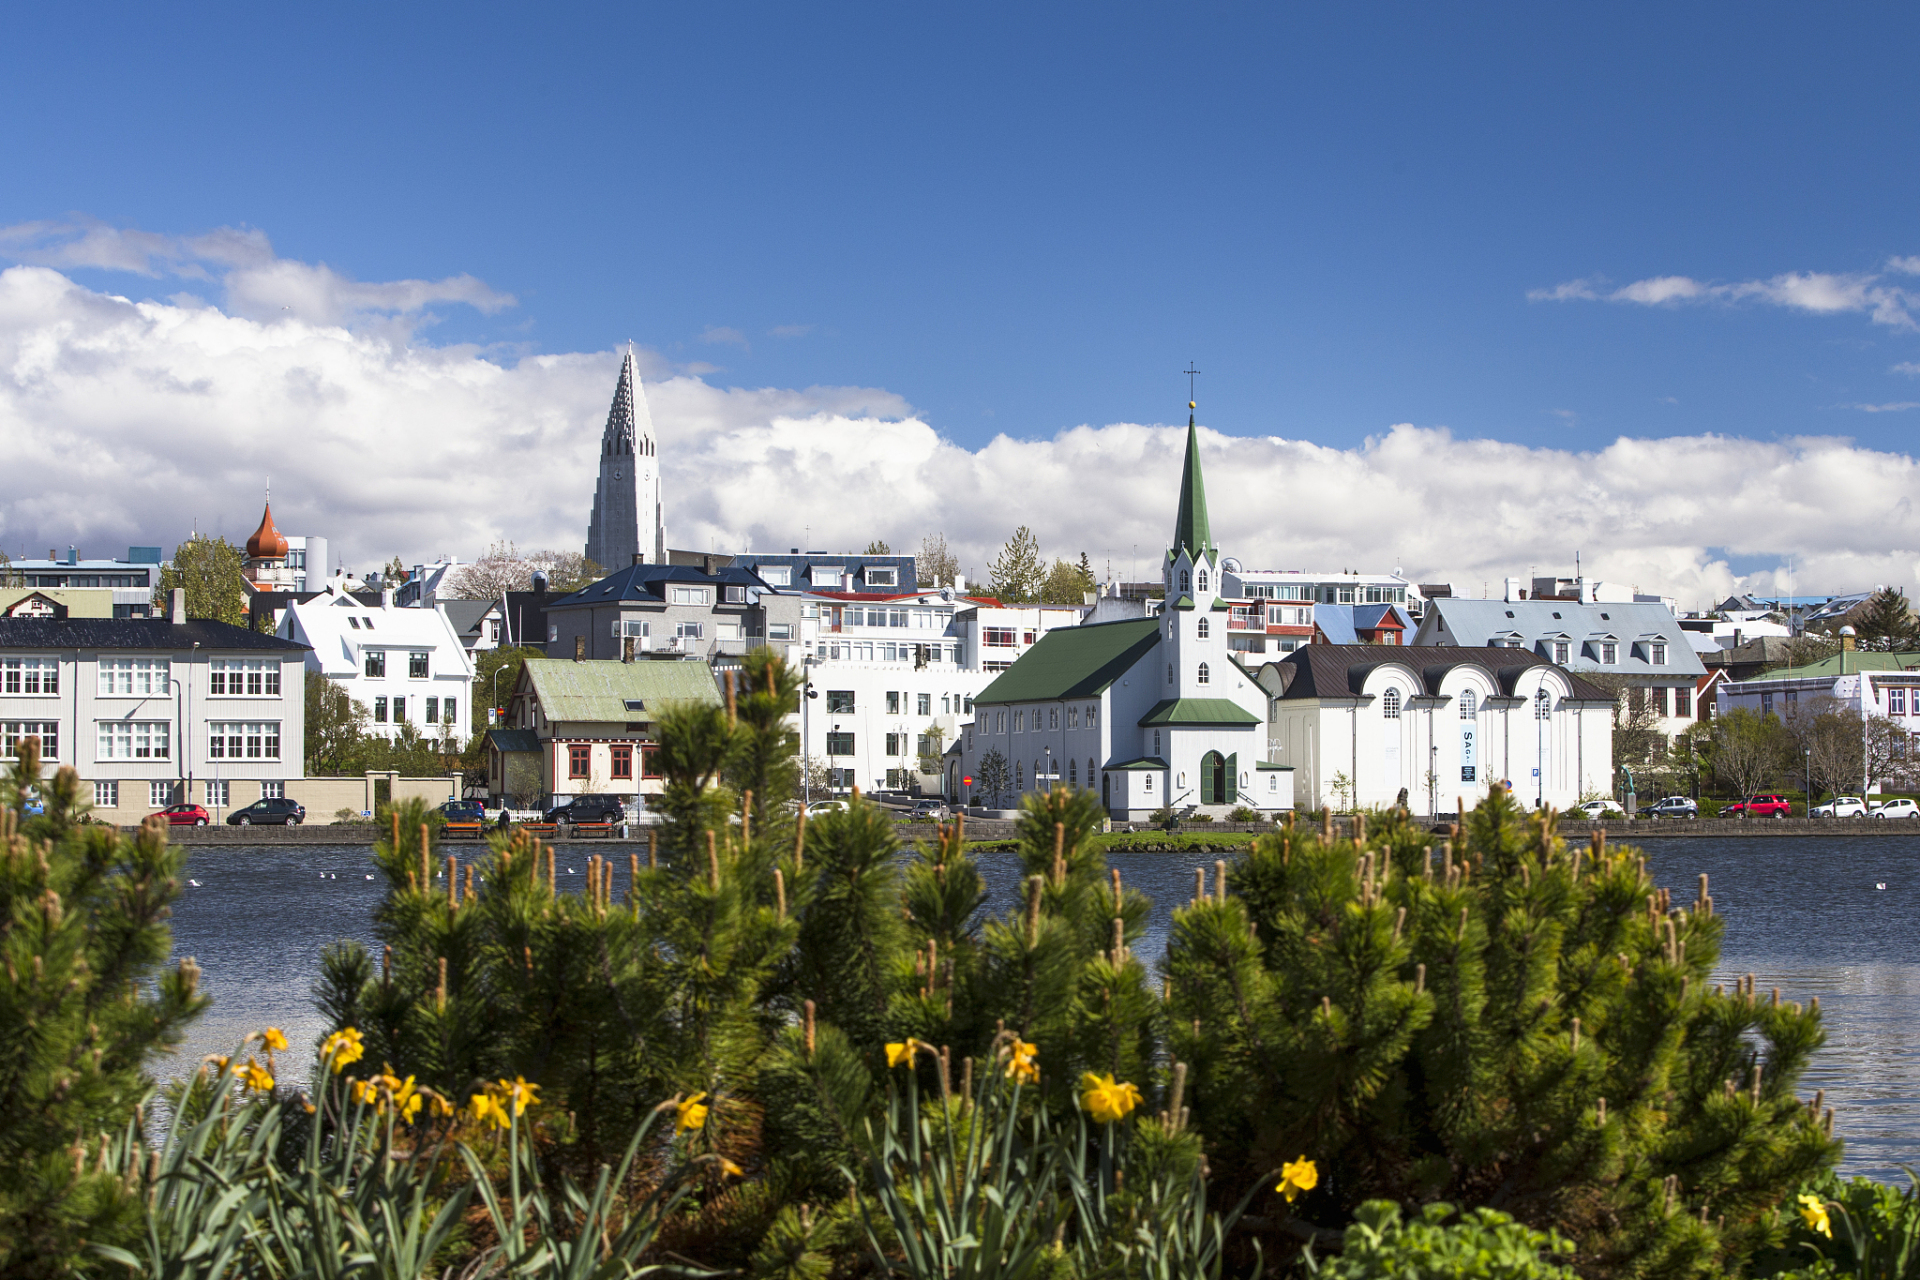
[{"x1": 1171, "y1": 406, "x2": 1214, "y2": 562}]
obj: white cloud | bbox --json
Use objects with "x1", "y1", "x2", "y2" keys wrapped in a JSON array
[
  {"x1": 1851, "y1": 402, "x2": 1920, "y2": 413},
  {"x1": 0, "y1": 218, "x2": 514, "y2": 330},
  {"x1": 1531, "y1": 261, "x2": 1919, "y2": 329},
  {"x1": 1892, "y1": 361, "x2": 1920, "y2": 376},
  {"x1": 769, "y1": 324, "x2": 814, "y2": 339},
  {"x1": 698, "y1": 325, "x2": 750, "y2": 348},
  {"x1": 3, "y1": 261, "x2": 1920, "y2": 611}
]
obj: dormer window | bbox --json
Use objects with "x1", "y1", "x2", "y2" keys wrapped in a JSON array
[
  {"x1": 1651, "y1": 642, "x2": 1668, "y2": 665},
  {"x1": 348, "y1": 617, "x2": 361, "y2": 630},
  {"x1": 1601, "y1": 642, "x2": 1617, "y2": 664},
  {"x1": 1553, "y1": 641, "x2": 1569, "y2": 664},
  {"x1": 1180, "y1": 570, "x2": 1191, "y2": 593}
]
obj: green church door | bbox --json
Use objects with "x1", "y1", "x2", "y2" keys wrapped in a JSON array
[{"x1": 1202, "y1": 751, "x2": 1228, "y2": 805}]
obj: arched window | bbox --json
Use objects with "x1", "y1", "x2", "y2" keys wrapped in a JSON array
[
  {"x1": 1167, "y1": 663, "x2": 1175, "y2": 684},
  {"x1": 1197, "y1": 569, "x2": 1209, "y2": 592},
  {"x1": 1088, "y1": 757, "x2": 1096, "y2": 785},
  {"x1": 1180, "y1": 570, "x2": 1191, "y2": 593},
  {"x1": 1016, "y1": 761, "x2": 1025, "y2": 789},
  {"x1": 1068, "y1": 758, "x2": 1078, "y2": 785},
  {"x1": 1535, "y1": 689, "x2": 1552, "y2": 720},
  {"x1": 1153, "y1": 731, "x2": 1161, "y2": 756},
  {"x1": 1459, "y1": 689, "x2": 1478, "y2": 719},
  {"x1": 1197, "y1": 617, "x2": 1210, "y2": 638},
  {"x1": 1197, "y1": 662, "x2": 1211, "y2": 685},
  {"x1": 1382, "y1": 687, "x2": 1401, "y2": 719}
]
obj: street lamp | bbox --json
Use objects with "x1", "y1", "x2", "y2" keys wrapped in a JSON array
[
  {"x1": 1805, "y1": 747, "x2": 1812, "y2": 815},
  {"x1": 1044, "y1": 745, "x2": 1052, "y2": 793}
]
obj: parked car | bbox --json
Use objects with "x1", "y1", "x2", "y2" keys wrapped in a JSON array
[
  {"x1": 541, "y1": 794, "x2": 630, "y2": 824},
  {"x1": 1811, "y1": 796, "x2": 1868, "y2": 818},
  {"x1": 1719, "y1": 794, "x2": 1794, "y2": 818},
  {"x1": 805, "y1": 799, "x2": 848, "y2": 816},
  {"x1": 1576, "y1": 799, "x2": 1626, "y2": 820},
  {"x1": 438, "y1": 799, "x2": 485, "y2": 823},
  {"x1": 149, "y1": 803, "x2": 211, "y2": 827},
  {"x1": 1871, "y1": 798, "x2": 1920, "y2": 820},
  {"x1": 1644, "y1": 796, "x2": 1699, "y2": 819},
  {"x1": 227, "y1": 797, "x2": 306, "y2": 826},
  {"x1": 910, "y1": 798, "x2": 951, "y2": 821}
]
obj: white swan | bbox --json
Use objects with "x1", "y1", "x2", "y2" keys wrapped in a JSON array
[{"x1": 188, "y1": 879, "x2": 201, "y2": 887}]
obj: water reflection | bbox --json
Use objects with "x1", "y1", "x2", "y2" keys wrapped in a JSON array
[{"x1": 166, "y1": 834, "x2": 1919, "y2": 1174}]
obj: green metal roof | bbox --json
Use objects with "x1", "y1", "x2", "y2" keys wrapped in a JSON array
[
  {"x1": 1170, "y1": 595, "x2": 1196, "y2": 611},
  {"x1": 1171, "y1": 417, "x2": 1215, "y2": 561},
  {"x1": 486, "y1": 728, "x2": 540, "y2": 753},
  {"x1": 1105, "y1": 756, "x2": 1168, "y2": 770},
  {"x1": 1137, "y1": 698, "x2": 1261, "y2": 727},
  {"x1": 1753, "y1": 651, "x2": 1920, "y2": 680},
  {"x1": 1254, "y1": 761, "x2": 1294, "y2": 770},
  {"x1": 523, "y1": 658, "x2": 721, "y2": 723},
  {"x1": 973, "y1": 618, "x2": 1159, "y2": 705}
]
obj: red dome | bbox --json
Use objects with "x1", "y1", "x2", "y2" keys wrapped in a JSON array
[{"x1": 246, "y1": 502, "x2": 289, "y2": 560}]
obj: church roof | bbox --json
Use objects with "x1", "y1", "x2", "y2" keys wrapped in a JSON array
[
  {"x1": 1137, "y1": 698, "x2": 1261, "y2": 726},
  {"x1": 246, "y1": 502, "x2": 289, "y2": 560},
  {"x1": 972, "y1": 617, "x2": 1159, "y2": 705},
  {"x1": 1170, "y1": 416, "x2": 1215, "y2": 562},
  {"x1": 602, "y1": 350, "x2": 650, "y2": 451}
]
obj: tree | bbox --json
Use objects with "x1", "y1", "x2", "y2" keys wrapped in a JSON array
[
  {"x1": 473, "y1": 645, "x2": 543, "y2": 730},
  {"x1": 1040, "y1": 556, "x2": 1096, "y2": 606},
  {"x1": 915, "y1": 724, "x2": 948, "y2": 778},
  {"x1": 1583, "y1": 675, "x2": 1668, "y2": 776},
  {"x1": 1865, "y1": 713, "x2": 1910, "y2": 794},
  {"x1": 988, "y1": 527, "x2": 1044, "y2": 602},
  {"x1": 863, "y1": 539, "x2": 892, "y2": 555},
  {"x1": 0, "y1": 550, "x2": 19, "y2": 589},
  {"x1": 1849, "y1": 586, "x2": 1916, "y2": 648},
  {"x1": 976, "y1": 747, "x2": 1012, "y2": 806},
  {"x1": 305, "y1": 671, "x2": 370, "y2": 775},
  {"x1": 1709, "y1": 706, "x2": 1792, "y2": 802},
  {"x1": 0, "y1": 743, "x2": 207, "y2": 1276},
  {"x1": 157, "y1": 534, "x2": 247, "y2": 624},
  {"x1": 916, "y1": 532, "x2": 960, "y2": 591},
  {"x1": 1783, "y1": 695, "x2": 1865, "y2": 801},
  {"x1": 444, "y1": 542, "x2": 606, "y2": 598}
]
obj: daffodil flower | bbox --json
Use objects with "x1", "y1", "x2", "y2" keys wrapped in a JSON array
[
  {"x1": 885, "y1": 1040, "x2": 923, "y2": 1068},
  {"x1": 1003, "y1": 1039, "x2": 1040, "y2": 1084},
  {"x1": 1078, "y1": 1072, "x2": 1143, "y2": 1123},
  {"x1": 262, "y1": 1027, "x2": 289, "y2": 1053},
  {"x1": 470, "y1": 1093, "x2": 509, "y2": 1130},
  {"x1": 1278, "y1": 1156, "x2": 1319, "y2": 1202},
  {"x1": 320, "y1": 1027, "x2": 365, "y2": 1073},
  {"x1": 240, "y1": 1057, "x2": 275, "y2": 1093},
  {"x1": 1799, "y1": 1193, "x2": 1832, "y2": 1238},
  {"x1": 719, "y1": 1157, "x2": 744, "y2": 1177},
  {"x1": 676, "y1": 1091, "x2": 710, "y2": 1134},
  {"x1": 503, "y1": 1076, "x2": 540, "y2": 1116}
]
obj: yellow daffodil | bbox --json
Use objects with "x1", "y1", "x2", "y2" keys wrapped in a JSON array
[
  {"x1": 1078, "y1": 1072, "x2": 1143, "y2": 1124},
  {"x1": 388, "y1": 1075, "x2": 421, "y2": 1124},
  {"x1": 503, "y1": 1076, "x2": 539, "y2": 1116},
  {"x1": 1003, "y1": 1039, "x2": 1040, "y2": 1085},
  {"x1": 676, "y1": 1091, "x2": 710, "y2": 1134},
  {"x1": 470, "y1": 1093, "x2": 508, "y2": 1130},
  {"x1": 240, "y1": 1057, "x2": 275, "y2": 1093},
  {"x1": 262, "y1": 1027, "x2": 289, "y2": 1053},
  {"x1": 206, "y1": 1054, "x2": 231, "y2": 1073},
  {"x1": 885, "y1": 1040, "x2": 923, "y2": 1068},
  {"x1": 428, "y1": 1093, "x2": 454, "y2": 1119},
  {"x1": 1278, "y1": 1156, "x2": 1319, "y2": 1203},
  {"x1": 352, "y1": 1078, "x2": 377, "y2": 1106},
  {"x1": 719, "y1": 1157, "x2": 744, "y2": 1177},
  {"x1": 1799, "y1": 1193, "x2": 1832, "y2": 1238},
  {"x1": 320, "y1": 1028, "x2": 365, "y2": 1073}
]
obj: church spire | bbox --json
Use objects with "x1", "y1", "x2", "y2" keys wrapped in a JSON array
[
  {"x1": 603, "y1": 348, "x2": 640, "y2": 453},
  {"x1": 1171, "y1": 403, "x2": 1214, "y2": 561}
]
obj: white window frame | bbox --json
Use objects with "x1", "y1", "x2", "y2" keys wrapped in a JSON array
[
  {"x1": 93, "y1": 780, "x2": 119, "y2": 807},
  {"x1": 207, "y1": 721, "x2": 282, "y2": 760},
  {"x1": 866, "y1": 567, "x2": 898, "y2": 586},
  {"x1": 96, "y1": 720, "x2": 167, "y2": 761},
  {"x1": 757, "y1": 566, "x2": 792, "y2": 586},
  {"x1": 98, "y1": 657, "x2": 170, "y2": 696},
  {"x1": 209, "y1": 658, "x2": 281, "y2": 697},
  {"x1": 2, "y1": 657, "x2": 58, "y2": 695},
  {"x1": 148, "y1": 781, "x2": 174, "y2": 808}
]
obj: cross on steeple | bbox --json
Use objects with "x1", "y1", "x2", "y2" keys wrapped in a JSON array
[{"x1": 1184, "y1": 362, "x2": 1200, "y2": 406}]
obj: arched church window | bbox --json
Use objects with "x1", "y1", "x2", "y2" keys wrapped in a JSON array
[
  {"x1": 1197, "y1": 570, "x2": 1209, "y2": 592},
  {"x1": 1180, "y1": 570, "x2": 1191, "y2": 593},
  {"x1": 1382, "y1": 688, "x2": 1401, "y2": 719},
  {"x1": 1197, "y1": 662, "x2": 1210, "y2": 685},
  {"x1": 1459, "y1": 690, "x2": 1478, "y2": 719},
  {"x1": 1088, "y1": 757, "x2": 1096, "y2": 784},
  {"x1": 1069, "y1": 758, "x2": 1078, "y2": 785},
  {"x1": 1197, "y1": 617, "x2": 1210, "y2": 638},
  {"x1": 1535, "y1": 689, "x2": 1552, "y2": 719}
]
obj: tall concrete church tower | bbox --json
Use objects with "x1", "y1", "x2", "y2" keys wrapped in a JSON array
[{"x1": 585, "y1": 349, "x2": 665, "y2": 570}]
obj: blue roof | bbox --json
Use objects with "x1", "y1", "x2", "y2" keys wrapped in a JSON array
[{"x1": 549, "y1": 562, "x2": 770, "y2": 608}]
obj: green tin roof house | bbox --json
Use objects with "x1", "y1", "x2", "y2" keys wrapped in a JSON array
[{"x1": 954, "y1": 408, "x2": 1287, "y2": 819}]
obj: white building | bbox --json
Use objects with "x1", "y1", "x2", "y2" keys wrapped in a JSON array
[
  {"x1": 278, "y1": 585, "x2": 476, "y2": 745},
  {"x1": 956, "y1": 411, "x2": 1283, "y2": 820},
  {"x1": 1257, "y1": 645, "x2": 1614, "y2": 814},
  {"x1": 0, "y1": 588, "x2": 308, "y2": 823}
]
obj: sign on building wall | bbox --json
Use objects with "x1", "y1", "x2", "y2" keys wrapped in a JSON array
[{"x1": 1461, "y1": 722, "x2": 1477, "y2": 783}]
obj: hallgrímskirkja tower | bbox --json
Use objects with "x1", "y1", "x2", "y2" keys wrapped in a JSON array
[{"x1": 585, "y1": 348, "x2": 665, "y2": 570}]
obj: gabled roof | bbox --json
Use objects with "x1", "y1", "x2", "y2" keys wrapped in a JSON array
[
  {"x1": 1105, "y1": 756, "x2": 1168, "y2": 771},
  {"x1": 973, "y1": 618, "x2": 1159, "y2": 705},
  {"x1": 440, "y1": 600, "x2": 498, "y2": 636},
  {"x1": 0, "y1": 618, "x2": 309, "y2": 652},
  {"x1": 1416, "y1": 598, "x2": 1705, "y2": 676},
  {"x1": 1261, "y1": 644, "x2": 1612, "y2": 701},
  {"x1": 522, "y1": 658, "x2": 721, "y2": 723},
  {"x1": 486, "y1": 728, "x2": 540, "y2": 753},
  {"x1": 549, "y1": 561, "x2": 768, "y2": 609},
  {"x1": 1137, "y1": 698, "x2": 1261, "y2": 727}
]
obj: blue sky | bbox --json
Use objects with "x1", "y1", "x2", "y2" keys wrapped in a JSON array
[{"x1": 2, "y1": 4, "x2": 1919, "y2": 601}]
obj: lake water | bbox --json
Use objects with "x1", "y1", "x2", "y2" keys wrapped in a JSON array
[{"x1": 167, "y1": 835, "x2": 1920, "y2": 1178}]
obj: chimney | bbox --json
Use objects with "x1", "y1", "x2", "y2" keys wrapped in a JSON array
[
  {"x1": 1842, "y1": 626, "x2": 1857, "y2": 652},
  {"x1": 632, "y1": 553, "x2": 644, "y2": 566},
  {"x1": 1503, "y1": 577, "x2": 1523, "y2": 603},
  {"x1": 380, "y1": 587, "x2": 395, "y2": 610},
  {"x1": 623, "y1": 636, "x2": 636, "y2": 663},
  {"x1": 954, "y1": 572, "x2": 966, "y2": 593},
  {"x1": 574, "y1": 635, "x2": 586, "y2": 662},
  {"x1": 168, "y1": 588, "x2": 186, "y2": 625},
  {"x1": 842, "y1": 571, "x2": 854, "y2": 591},
  {"x1": 66, "y1": 547, "x2": 78, "y2": 565}
]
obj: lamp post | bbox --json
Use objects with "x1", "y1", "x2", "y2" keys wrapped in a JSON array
[
  {"x1": 1805, "y1": 747, "x2": 1813, "y2": 815},
  {"x1": 1535, "y1": 687, "x2": 1546, "y2": 809},
  {"x1": 1044, "y1": 745, "x2": 1052, "y2": 794}
]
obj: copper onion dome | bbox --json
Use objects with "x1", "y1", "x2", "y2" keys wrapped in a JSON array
[{"x1": 246, "y1": 502, "x2": 289, "y2": 560}]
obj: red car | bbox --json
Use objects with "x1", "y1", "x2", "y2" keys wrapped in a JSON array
[
  {"x1": 149, "y1": 803, "x2": 211, "y2": 827},
  {"x1": 1720, "y1": 794, "x2": 1793, "y2": 818}
]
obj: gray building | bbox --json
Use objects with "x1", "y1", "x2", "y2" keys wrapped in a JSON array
[
  {"x1": 585, "y1": 350, "x2": 666, "y2": 572},
  {"x1": 544, "y1": 562, "x2": 800, "y2": 663},
  {"x1": 8, "y1": 546, "x2": 162, "y2": 617},
  {"x1": 726, "y1": 551, "x2": 918, "y2": 595}
]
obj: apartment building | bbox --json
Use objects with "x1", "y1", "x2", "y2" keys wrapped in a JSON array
[
  {"x1": 8, "y1": 546, "x2": 163, "y2": 618},
  {"x1": 278, "y1": 585, "x2": 475, "y2": 746},
  {"x1": 0, "y1": 588, "x2": 308, "y2": 822}
]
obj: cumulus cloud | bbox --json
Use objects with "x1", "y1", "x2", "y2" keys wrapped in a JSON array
[
  {"x1": 3, "y1": 261, "x2": 1920, "y2": 611},
  {"x1": 1530, "y1": 260, "x2": 1920, "y2": 329},
  {"x1": 0, "y1": 218, "x2": 514, "y2": 330},
  {"x1": 698, "y1": 325, "x2": 750, "y2": 348}
]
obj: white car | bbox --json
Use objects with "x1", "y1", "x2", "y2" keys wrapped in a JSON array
[
  {"x1": 805, "y1": 799, "x2": 849, "y2": 816},
  {"x1": 1870, "y1": 798, "x2": 1920, "y2": 819},
  {"x1": 1811, "y1": 797, "x2": 1868, "y2": 818},
  {"x1": 1576, "y1": 799, "x2": 1626, "y2": 820}
]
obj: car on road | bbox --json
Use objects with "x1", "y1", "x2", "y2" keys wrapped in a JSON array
[
  {"x1": 150, "y1": 803, "x2": 211, "y2": 826},
  {"x1": 1644, "y1": 796, "x2": 1699, "y2": 819},
  {"x1": 437, "y1": 799, "x2": 485, "y2": 823},
  {"x1": 1811, "y1": 796, "x2": 1868, "y2": 818},
  {"x1": 228, "y1": 797, "x2": 306, "y2": 826},
  {"x1": 804, "y1": 799, "x2": 848, "y2": 816},
  {"x1": 1871, "y1": 798, "x2": 1920, "y2": 819},
  {"x1": 910, "y1": 798, "x2": 951, "y2": 821},
  {"x1": 1720, "y1": 794, "x2": 1794, "y2": 818},
  {"x1": 541, "y1": 794, "x2": 630, "y2": 825},
  {"x1": 1576, "y1": 799, "x2": 1627, "y2": 819}
]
